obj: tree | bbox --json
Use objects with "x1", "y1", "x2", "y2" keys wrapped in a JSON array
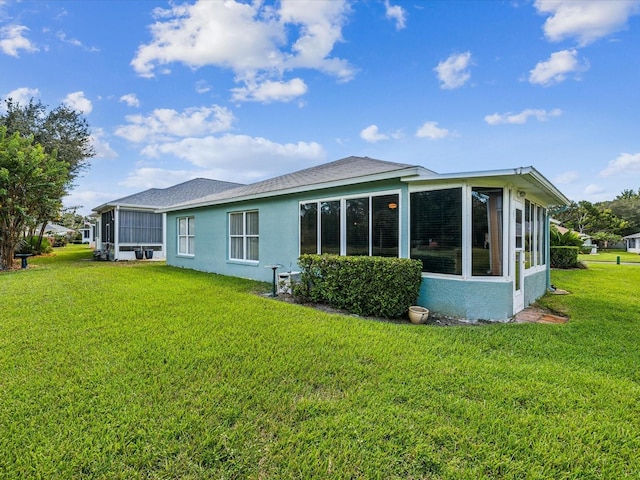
[
  {"x1": 0, "y1": 97, "x2": 94, "y2": 248},
  {"x1": 0, "y1": 127, "x2": 69, "y2": 269}
]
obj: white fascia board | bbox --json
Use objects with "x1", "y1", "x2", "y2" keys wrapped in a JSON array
[
  {"x1": 159, "y1": 166, "x2": 427, "y2": 213},
  {"x1": 93, "y1": 203, "x2": 162, "y2": 213},
  {"x1": 404, "y1": 166, "x2": 570, "y2": 206}
]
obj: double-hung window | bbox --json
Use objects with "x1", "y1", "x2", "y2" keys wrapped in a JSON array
[
  {"x1": 178, "y1": 217, "x2": 195, "y2": 256},
  {"x1": 229, "y1": 210, "x2": 259, "y2": 262}
]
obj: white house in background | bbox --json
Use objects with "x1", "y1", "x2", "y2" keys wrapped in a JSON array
[
  {"x1": 623, "y1": 232, "x2": 640, "y2": 253},
  {"x1": 79, "y1": 223, "x2": 97, "y2": 249},
  {"x1": 92, "y1": 178, "x2": 243, "y2": 261}
]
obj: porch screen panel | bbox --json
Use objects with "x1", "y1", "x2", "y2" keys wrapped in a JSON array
[
  {"x1": 346, "y1": 197, "x2": 369, "y2": 256},
  {"x1": 372, "y1": 194, "x2": 399, "y2": 257},
  {"x1": 321, "y1": 201, "x2": 340, "y2": 254},
  {"x1": 119, "y1": 210, "x2": 162, "y2": 244},
  {"x1": 471, "y1": 188, "x2": 503, "y2": 276},
  {"x1": 101, "y1": 211, "x2": 115, "y2": 243},
  {"x1": 300, "y1": 203, "x2": 318, "y2": 254},
  {"x1": 410, "y1": 188, "x2": 462, "y2": 275},
  {"x1": 524, "y1": 200, "x2": 533, "y2": 268},
  {"x1": 537, "y1": 207, "x2": 546, "y2": 265}
]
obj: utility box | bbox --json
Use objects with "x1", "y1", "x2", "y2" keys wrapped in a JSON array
[{"x1": 278, "y1": 271, "x2": 301, "y2": 294}]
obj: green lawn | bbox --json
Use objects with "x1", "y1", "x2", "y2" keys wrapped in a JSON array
[
  {"x1": 580, "y1": 249, "x2": 640, "y2": 263},
  {"x1": 1, "y1": 245, "x2": 639, "y2": 479}
]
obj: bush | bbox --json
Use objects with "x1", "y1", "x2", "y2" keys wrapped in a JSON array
[
  {"x1": 294, "y1": 254, "x2": 423, "y2": 318},
  {"x1": 15, "y1": 236, "x2": 53, "y2": 256},
  {"x1": 550, "y1": 246, "x2": 579, "y2": 268}
]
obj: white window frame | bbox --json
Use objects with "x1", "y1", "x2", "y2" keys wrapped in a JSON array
[
  {"x1": 298, "y1": 190, "x2": 401, "y2": 257},
  {"x1": 177, "y1": 216, "x2": 195, "y2": 256},
  {"x1": 229, "y1": 210, "x2": 259, "y2": 263}
]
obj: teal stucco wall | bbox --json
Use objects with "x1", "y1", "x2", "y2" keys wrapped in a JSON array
[
  {"x1": 524, "y1": 269, "x2": 547, "y2": 307},
  {"x1": 416, "y1": 277, "x2": 514, "y2": 321},
  {"x1": 166, "y1": 179, "x2": 407, "y2": 283}
]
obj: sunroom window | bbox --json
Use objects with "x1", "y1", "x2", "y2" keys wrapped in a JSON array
[
  {"x1": 300, "y1": 193, "x2": 399, "y2": 257},
  {"x1": 410, "y1": 188, "x2": 462, "y2": 275},
  {"x1": 471, "y1": 187, "x2": 503, "y2": 276}
]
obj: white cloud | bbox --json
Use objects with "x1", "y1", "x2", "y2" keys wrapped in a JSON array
[
  {"x1": 195, "y1": 80, "x2": 211, "y2": 94},
  {"x1": 553, "y1": 170, "x2": 580, "y2": 185},
  {"x1": 131, "y1": 0, "x2": 354, "y2": 102},
  {"x1": 231, "y1": 78, "x2": 308, "y2": 103},
  {"x1": 360, "y1": 125, "x2": 388, "y2": 143},
  {"x1": 140, "y1": 134, "x2": 326, "y2": 178},
  {"x1": 535, "y1": 0, "x2": 640, "y2": 46},
  {"x1": 0, "y1": 24, "x2": 38, "y2": 57},
  {"x1": 114, "y1": 105, "x2": 235, "y2": 143},
  {"x1": 90, "y1": 128, "x2": 118, "y2": 159},
  {"x1": 385, "y1": 1, "x2": 406, "y2": 30},
  {"x1": 584, "y1": 184, "x2": 605, "y2": 195},
  {"x1": 3, "y1": 87, "x2": 39, "y2": 106},
  {"x1": 484, "y1": 108, "x2": 562, "y2": 125},
  {"x1": 528, "y1": 49, "x2": 588, "y2": 86},
  {"x1": 63, "y1": 190, "x2": 116, "y2": 215},
  {"x1": 415, "y1": 121, "x2": 450, "y2": 139},
  {"x1": 434, "y1": 52, "x2": 472, "y2": 89},
  {"x1": 119, "y1": 93, "x2": 140, "y2": 108},
  {"x1": 600, "y1": 152, "x2": 640, "y2": 177},
  {"x1": 63, "y1": 91, "x2": 92, "y2": 114}
]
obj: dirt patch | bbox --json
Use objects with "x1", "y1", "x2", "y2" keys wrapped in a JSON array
[{"x1": 266, "y1": 293, "x2": 489, "y2": 327}]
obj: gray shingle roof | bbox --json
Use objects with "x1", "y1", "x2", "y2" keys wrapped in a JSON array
[
  {"x1": 166, "y1": 156, "x2": 429, "y2": 210},
  {"x1": 93, "y1": 178, "x2": 244, "y2": 212}
]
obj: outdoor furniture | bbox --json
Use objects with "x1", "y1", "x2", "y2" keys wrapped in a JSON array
[{"x1": 14, "y1": 253, "x2": 33, "y2": 269}]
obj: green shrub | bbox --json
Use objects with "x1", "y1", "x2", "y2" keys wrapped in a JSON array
[
  {"x1": 15, "y1": 236, "x2": 52, "y2": 255},
  {"x1": 550, "y1": 246, "x2": 579, "y2": 268},
  {"x1": 294, "y1": 254, "x2": 423, "y2": 318},
  {"x1": 550, "y1": 225, "x2": 583, "y2": 247}
]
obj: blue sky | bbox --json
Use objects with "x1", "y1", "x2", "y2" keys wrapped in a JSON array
[{"x1": 1, "y1": 0, "x2": 639, "y2": 215}]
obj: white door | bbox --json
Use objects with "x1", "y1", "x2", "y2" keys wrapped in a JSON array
[{"x1": 513, "y1": 199, "x2": 525, "y2": 314}]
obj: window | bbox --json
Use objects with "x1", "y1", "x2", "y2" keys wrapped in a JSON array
[
  {"x1": 230, "y1": 210, "x2": 259, "y2": 261},
  {"x1": 300, "y1": 203, "x2": 318, "y2": 254},
  {"x1": 299, "y1": 193, "x2": 399, "y2": 257},
  {"x1": 178, "y1": 217, "x2": 195, "y2": 256},
  {"x1": 410, "y1": 188, "x2": 462, "y2": 275},
  {"x1": 471, "y1": 187, "x2": 503, "y2": 276},
  {"x1": 523, "y1": 200, "x2": 547, "y2": 270}
]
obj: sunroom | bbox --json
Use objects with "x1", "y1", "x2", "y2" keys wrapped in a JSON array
[{"x1": 405, "y1": 167, "x2": 569, "y2": 321}]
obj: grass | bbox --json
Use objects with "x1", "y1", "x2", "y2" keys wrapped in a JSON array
[
  {"x1": 1, "y1": 245, "x2": 639, "y2": 479},
  {"x1": 580, "y1": 249, "x2": 640, "y2": 263}
]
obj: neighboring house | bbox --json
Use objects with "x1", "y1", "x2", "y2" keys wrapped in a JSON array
[
  {"x1": 42, "y1": 223, "x2": 75, "y2": 236},
  {"x1": 159, "y1": 156, "x2": 570, "y2": 321},
  {"x1": 623, "y1": 232, "x2": 640, "y2": 253},
  {"x1": 92, "y1": 178, "x2": 243, "y2": 261},
  {"x1": 79, "y1": 223, "x2": 97, "y2": 248}
]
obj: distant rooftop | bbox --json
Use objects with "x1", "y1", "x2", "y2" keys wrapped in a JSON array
[{"x1": 93, "y1": 178, "x2": 244, "y2": 212}]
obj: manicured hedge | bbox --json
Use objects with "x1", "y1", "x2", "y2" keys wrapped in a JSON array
[
  {"x1": 550, "y1": 246, "x2": 579, "y2": 268},
  {"x1": 294, "y1": 254, "x2": 423, "y2": 318}
]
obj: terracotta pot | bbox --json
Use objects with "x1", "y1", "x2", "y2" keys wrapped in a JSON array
[{"x1": 408, "y1": 306, "x2": 429, "y2": 324}]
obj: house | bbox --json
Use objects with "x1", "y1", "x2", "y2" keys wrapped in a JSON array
[
  {"x1": 159, "y1": 156, "x2": 570, "y2": 322},
  {"x1": 92, "y1": 178, "x2": 243, "y2": 261},
  {"x1": 623, "y1": 232, "x2": 640, "y2": 253},
  {"x1": 79, "y1": 222, "x2": 97, "y2": 248}
]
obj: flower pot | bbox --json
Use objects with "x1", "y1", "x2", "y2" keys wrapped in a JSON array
[
  {"x1": 134, "y1": 250, "x2": 144, "y2": 260},
  {"x1": 144, "y1": 249, "x2": 154, "y2": 259},
  {"x1": 408, "y1": 306, "x2": 429, "y2": 324}
]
